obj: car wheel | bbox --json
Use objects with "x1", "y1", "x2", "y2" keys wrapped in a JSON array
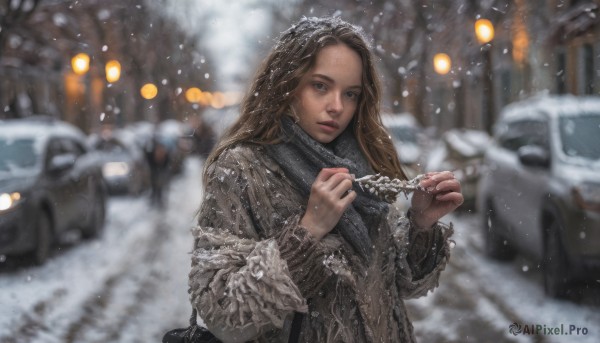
[
  {"x1": 31, "y1": 210, "x2": 52, "y2": 265},
  {"x1": 82, "y1": 187, "x2": 106, "y2": 239},
  {"x1": 482, "y1": 202, "x2": 516, "y2": 260},
  {"x1": 543, "y1": 213, "x2": 570, "y2": 298}
]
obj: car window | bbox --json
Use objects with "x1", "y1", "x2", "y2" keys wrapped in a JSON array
[
  {"x1": 498, "y1": 119, "x2": 549, "y2": 152},
  {"x1": 388, "y1": 126, "x2": 418, "y2": 143},
  {"x1": 45, "y1": 138, "x2": 63, "y2": 160},
  {"x1": 60, "y1": 138, "x2": 86, "y2": 158},
  {"x1": 0, "y1": 137, "x2": 38, "y2": 172},
  {"x1": 559, "y1": 114, "x2": 600, "y2": 160}
]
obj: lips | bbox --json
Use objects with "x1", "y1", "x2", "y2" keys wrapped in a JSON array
[{"x1": 318, "y1": 120, "x2": 340, "y2": 129}]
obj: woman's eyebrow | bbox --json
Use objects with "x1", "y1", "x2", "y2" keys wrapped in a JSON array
[{"x1": 311, "y1": 73, "x2": 362, "y2": 90}]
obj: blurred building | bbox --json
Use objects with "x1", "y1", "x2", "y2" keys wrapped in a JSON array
[
  {"x1": 0, "y1": 0, "x2": 215, "y2": 134},
  {"x1": 426, "y1": 0, "x2": 599, "y2": 134}
]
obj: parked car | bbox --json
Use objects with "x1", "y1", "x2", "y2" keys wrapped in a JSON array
[
  {"x1": 88, "y1": 129, "x2": 151, "y2": 195},
  {"x1": 425, "y1": 128, "x2": 491, "y2": 211},
  {"x1": 0, "y1": 117, "x2": 107, "y2": 264},
  {"x1": 381, "y1": 113, "x2": 426, "y2": 177},
  {"x1": 477, "y1": 95, "x2": 600, "y2": 298}
]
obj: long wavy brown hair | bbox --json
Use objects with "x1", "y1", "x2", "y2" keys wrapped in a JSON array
[{"x1": 204, "y1": 16, "x2": 406, "y2": 181}]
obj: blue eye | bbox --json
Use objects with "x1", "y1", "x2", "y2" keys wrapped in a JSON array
[
  {"x1": 346, "y1": 91, "x2": 360, "y2": 100},
  {"x1": 312, "y1": 82, "x2": 327, "y2": 92}
]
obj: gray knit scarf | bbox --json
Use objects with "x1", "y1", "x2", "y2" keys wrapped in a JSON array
[{"x1": 265, "y1": 116, "x2": 389, "y2": 262}]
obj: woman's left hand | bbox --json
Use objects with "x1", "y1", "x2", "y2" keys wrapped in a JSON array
[{"x1": 410, "y1": 171, "x2": 464, "y2": 229}]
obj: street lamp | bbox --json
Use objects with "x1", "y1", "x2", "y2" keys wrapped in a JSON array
[
  {"x1": 140, "y1": 83, "x2": 158, "y2": 100},
  {"x1": 474, "y1": 19, "x2": 495, "y2": 44},
  {"x1": 185, "y1": 87, "x2": 203, "y2": 103},
  {"x1": 105, "y1": 60, "x2": 121, "y2": 83},
  {"x1": 433, "y1": 53, "x2": 452, "y2": 75},
  {"x1": 71, "y1": 53, "x2": 90, "y2": 75},
  {"x1": 474, "y1": 18, "x2": 495, "y2": 133}
]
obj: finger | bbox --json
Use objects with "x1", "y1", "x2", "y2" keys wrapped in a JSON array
[
  {"x1": 338, "y1": 188, "x2": 357, "y2": 208},
  {"x1": 430, "y1": 171, "x2": 455, "y2": 182},
  {"x1": 435, "y1": 191, "x2": 464, "y2": 205},
  {"x1": 331, "y1": 178, "x2": 353, "y2": 198},
  {"x1": 421, "y1": 172, "x2": 459, "y2": 191},
  {"x1": 432, "y1": 179, "x2": 461, "y2": 193},
  {"x1": 420, "y1": 172, "x2": 442, "y2": 188},
  {"x1": 324, "y1": 172, "x2": 354, "y2": 191},
  {"x1": 316, "y1": 168, "x2": 350, "y2": 182}
]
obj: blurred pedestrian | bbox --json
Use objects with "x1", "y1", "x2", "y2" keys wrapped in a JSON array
[
  {"x1": 146, "y1": 133, "x2": 170, "y2": 208},
  {"x1": 187, "y1": 17, "x2": 463, "y2": 342},
  {"x1": 192, "y1": 117, "x2": 216, "y2": 159}
]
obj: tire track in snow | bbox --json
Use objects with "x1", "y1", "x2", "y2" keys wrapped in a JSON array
[{"x1": 63, "y1": 219, "x2": 169, "y2": 343}]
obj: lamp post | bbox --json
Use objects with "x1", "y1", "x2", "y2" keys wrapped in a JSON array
[
  {"x1": 68, "y1": 53, "x2": 92, "y2": 131},
  {"x1": 432, "y1": 53, "x2": 452, "y2": 132},
  {"x1": 475, "y1": 18, "x2": 495, "y2": 133}
]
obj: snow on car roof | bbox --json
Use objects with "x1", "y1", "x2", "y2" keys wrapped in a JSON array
[
  {"x1": 381, "y1": 112, "x2": 419, "y2": 127},
  {"x1": 444, "y1": 129, "x2": 491, "y2": 158},
  {"x1": 500, "y1": 94, "x2": 600, "y2": 121},
  {"x1": 0, "y1": 117, "x2": 86, "y2": 143}
]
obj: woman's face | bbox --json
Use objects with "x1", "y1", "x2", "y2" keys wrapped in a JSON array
[{"x1": 292, "y1": 43, "x2": 363, "y2": 144}]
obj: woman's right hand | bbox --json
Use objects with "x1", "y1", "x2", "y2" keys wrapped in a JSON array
[{"x1": 300, "y1": 168, "x2": 357, "y2": 240}]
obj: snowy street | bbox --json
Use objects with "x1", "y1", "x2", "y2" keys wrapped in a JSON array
[
  {"x1": 0, "y1": 158, "x2": 204, "y2": 343},
  {"x1": 408, "y1": 212, "x2": 600, "y2": 343},
  {"x1": 1, "y1": 157, "x2": 598, "y2": 343}
]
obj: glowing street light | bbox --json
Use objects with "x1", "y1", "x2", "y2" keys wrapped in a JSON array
[
  {"x1": 140, "y1": 83, "x2": 158, "y2": 100},
  {"x1": 71, "y1": 53, "x2": 90, "y2": 75},
  {"x1": 185, "y1": 87, "x2": 203, "y2": 103},
  {"x1": 433, "y1": 53, "x2": 452, "y2": 75},
  {"x1": 105, "y1": 60, "x2": 121, "y2": 83},
  {"x1": 475, "y1": 19, "x2": 495, "y2": 44},
  {"x1": 210, "y1": 92, "x2": 225, "y2": 109}
]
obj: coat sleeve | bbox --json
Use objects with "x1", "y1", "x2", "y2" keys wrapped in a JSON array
[
  {"x1": 188, "y1": 148, "x2": 329, "y2": 342},
  {"x1": 389, "y1": 206, "x2": 454, "y2": 299}
]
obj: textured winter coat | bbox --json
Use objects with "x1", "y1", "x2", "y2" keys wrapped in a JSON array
[{"x1": 189, "y1": 143, "x2": 454, "y2": 343}]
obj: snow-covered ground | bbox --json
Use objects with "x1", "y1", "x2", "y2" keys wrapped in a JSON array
[{"x1": 0, "y1": 157, "x2": 598, "y2": 342}]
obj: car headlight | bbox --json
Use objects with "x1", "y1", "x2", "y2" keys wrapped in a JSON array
[
  {"x1": 102, "y1": 162, "x2": 130, "y2": 177},
  {"x1": 572, "y1": 182, "x2": 600, "y2": 212},
  {"x1": 0, "y1": 192, "x2": 23, "y2": 212}
]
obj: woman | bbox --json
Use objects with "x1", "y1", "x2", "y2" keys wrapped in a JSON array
[{"x1": 189, "y1": 16, "x2": 463, "y2": 342}]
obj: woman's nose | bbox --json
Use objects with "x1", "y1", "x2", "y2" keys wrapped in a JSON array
[{"x1": 326, "y1": 92, "x2": 344, "y2": 114}]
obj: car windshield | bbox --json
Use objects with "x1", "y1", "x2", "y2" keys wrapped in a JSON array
[
  {"x1": 559, "y1": 114, "x2": 600, "y2": 161},
  {"x1": 388, "y1": 126, "x2": 418, "y2": 143},
  {"x1": 95, "y1": 140, "x2": 127, "y2": 154},
  {"x1": 0, "y1": 137, "x2": 40, "y2": 176}
]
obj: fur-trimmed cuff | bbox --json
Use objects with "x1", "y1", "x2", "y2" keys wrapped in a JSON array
[{"x1": 189, "y1": 230, "x2": 307, "y2": 334}]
